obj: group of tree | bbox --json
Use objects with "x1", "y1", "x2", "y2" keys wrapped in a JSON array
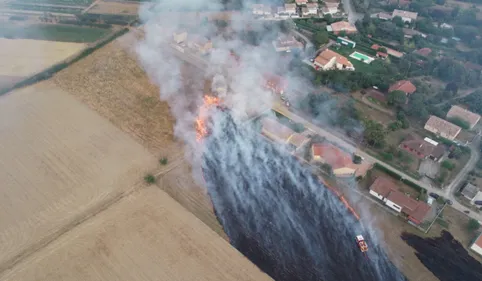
[
  {"x1": 356, "y1": 17, "x2": 404, "y2": 44},
  {"x1": 460, "y1": 91, "x2": 482, "y2": 115}
]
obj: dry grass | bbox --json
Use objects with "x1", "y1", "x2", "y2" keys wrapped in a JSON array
[
  {"x1": 0, "y1": 38, "x2": 85, "y2": 77},
  {"x1": 0, "y1": 186, "x2": 272, "y2": 281},
  {"x1": 86, "y1": 0, "x2": 140, "y2": 15},
  {"x1": 51, "y1": 32, "x2": 182, "y2": 157},
  {"x1": 0, "y1": 82, "x2": 158, "y2": 271}
]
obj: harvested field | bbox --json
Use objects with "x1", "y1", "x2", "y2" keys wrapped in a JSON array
[
  {"x1": 0, "y1": 82, "x2": 158, "y2": 271},
  {"x1": 86, "y1": 0, "x2": 140, "y2": 15},
  {"x1": 0, "y1": 186, "x2": 273, "y2": 281},
  {"x1": 0, "y1": 38, "x2": 85, "y2": 77},
  {"x1": 51, "y1": 32, "x2": 187, "y2": 156}
]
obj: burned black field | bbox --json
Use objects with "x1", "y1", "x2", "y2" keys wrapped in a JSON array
[{"x1": 201, "y1": 111, "x2": 406, "y2": 281}]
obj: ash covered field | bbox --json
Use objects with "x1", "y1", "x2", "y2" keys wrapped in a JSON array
[{"x1": 201, "y1": 110, "x2": 407, "y2": 281}]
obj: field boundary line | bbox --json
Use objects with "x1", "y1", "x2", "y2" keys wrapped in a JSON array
[{"x1": 0, "y1": 164, "x2": 170, "y2": 277}]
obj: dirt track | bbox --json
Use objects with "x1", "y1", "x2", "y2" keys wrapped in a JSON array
[{"x1": 0, "y1": 186, "x2": 272, "y2": 281}]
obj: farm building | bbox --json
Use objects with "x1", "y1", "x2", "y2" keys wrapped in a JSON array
[
  {"x1": 446, "y1": 105, "x2": 480, "y2": 129},
  {"x1": 424, "y1": 115, "x2": 461, "y2": 140},
  {"x1": 337, "y1": 37, "x2": 356, "y2": 48},
  {"x1": 369, "y1": 177, "x2": 431, "y2": 225}
]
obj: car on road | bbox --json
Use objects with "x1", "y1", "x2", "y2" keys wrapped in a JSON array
[
  {"x1": 464, "y1": 210, "x2": 470, "y2": 214},
  {"x1": 429, "y1": 193, "x2": 439, "y2": 199},
  {"x1": 474, "y1": 200, "x2": 482, "y2": 206},
  {"x1": 446, "y1": 199, "x2": 453, "y2": 205}
]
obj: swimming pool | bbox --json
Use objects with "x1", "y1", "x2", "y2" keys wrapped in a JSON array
[{"x1": 349, "y1": 51, "x2": 375, "y2": 64}]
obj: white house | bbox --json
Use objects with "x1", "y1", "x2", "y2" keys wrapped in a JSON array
[
  {"x1": 306, "y1": 3, "x2": 318, "y2": 15},
  {"x1": 284, "y1": 3, "x2": 296, "y2": 15}
]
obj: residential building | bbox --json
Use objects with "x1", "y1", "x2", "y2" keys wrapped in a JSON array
[
  {"x1": 261, "y1": 118, "x2": 308, "y2": 150},
  {"x1": 313, "y1": 49, "x2": 354, "y2": 71},
  {"x1": 295, "y1": 0, "x2": 307, "y2": 5},
  {"x1": 263, "y1": 73, "x2": 287, "y2": 95},
  {"x1": 284, "y1": 3, "x2": 297, "y2": 15},
  {"x1": 376, "y1": 51, "x2": 388, "y2": 59},
  {"x1": 252, "y1": 4, "x2": 265, "y2": 15},
  {"x1": 392, "y1": 9, "x2": 418, "y2": 23},
  {"x1": 301, "y1": 6, "x2": 309, "y2": 16},
  {"x1": 377, "y1": 12, "x2": 393, "y2": 20},
  {"x1": 440, "y1": 23, "x2": 453, "y2": 29},
  {"x1": 403, "y1": 28, "x2": 426, "y2": 39},
  {"x1": 370, "y1": 44, "x2": 404, "y2": 58},
  {"x1": 461, "y1": 182, "x2": 480, "y2": 202},
  {"x1": 173, "y1": 31, "x2": 188, "y2": 44},
  {"x1": 446, "y1": 105, "x2": 481, "y2": 129},
  {"x1": 424, "y1": 115, "x2": 461, "y2": 140},
  {"x1": 399, "y1": 135, "x2": 445, "y2": 161},
  {"x1": 337, "y1": 37, "x2": 356, "y2": 48},
  {"x1": 321, "y1": 1, "x2": 340, "y2": 15},
  {"x1": 369, "y1": 177, "x2": 431, "y2": 225},
  {"x1": 470, "y1": 232, "x2": 482, "y2": 256},
  {"x1": 328, "y1": 21, "x2": 357, "y2": 34},
  {"x1": 415, "y1": 47, "x2": 432, "y2": 57},
  {"x1": 388, "y1": 80, "x2": 416, "y2": 95},
  {"x1": 272, "y1": 35, "x2": 303, "y2": 52},
  {"x1": 276, "y1": 6, "x2": 289, "y2": 18},
  {"x1": 311, "y1": 143, "x2": 372, "y2": 177},
  {"x1": 187, "y1": 35, "x2": 213, "y2": 55},
  {"x1": 306, "y1": 3, "x2": 318, "y2": 15}
]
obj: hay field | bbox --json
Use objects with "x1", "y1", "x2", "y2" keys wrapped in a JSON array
[
  {"x1": 0, "y1": 186, "x2": 273, "y2": 281},
  {"x1": 52, "y1": 32, "x2": 181, "y2": 157},
  {"x1": 0, "y1": 82, "x2": 157, "y2": 271},
  {"x1": 0, "y1": 38, "x2": 85, "y2": 77}
]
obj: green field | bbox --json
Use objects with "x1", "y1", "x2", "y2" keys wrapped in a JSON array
[{"x1": 0, "y1": 24, "x2": 111, "y2": 43}]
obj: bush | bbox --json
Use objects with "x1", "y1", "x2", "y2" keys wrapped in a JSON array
[
  {"x1": 381, "y1": 152, "x2": 394, "y2": 161},
  {"x1": 441, "y1": 160, "x2": 456, "y2": 171},
  {"x1": 144, "y1": 174, "x2": 156, "y2": 184},
  {"x1": 159, "y1": 157, "x2": 168, "y2": 165},
  {"x1": 468, "y1": 218, "x2": 480, "y2": 232}
]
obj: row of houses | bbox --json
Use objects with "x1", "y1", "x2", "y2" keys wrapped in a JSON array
[
  {"x1": 252, "y1": 0, "x2": 342, "y2": 19},
  {"x1": 424, "y1": 105, "x2": 480, "y2": 140},
  {"x1": 372, "y1": 9, "x2": 418, "y2": 23}
]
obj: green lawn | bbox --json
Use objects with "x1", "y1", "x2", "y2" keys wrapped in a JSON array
[{"x1": 0, "y1": 24, "x2": 111, "y2": 43}]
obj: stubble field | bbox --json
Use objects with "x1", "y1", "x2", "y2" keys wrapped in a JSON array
[
  {"x1": 0, "y1": 82, "x2": 158, "y2": 272},
  {"x1": 0, "y1": 186, "x2": 272, "y2": 281}
]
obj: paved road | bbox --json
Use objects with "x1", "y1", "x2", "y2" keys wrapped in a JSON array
[
  {"x1": 166, "y1": 43, "x2": 482, "y2": 221},
  {"x1": 272, "y1": 101, "x2": 482, "y2": 221}
]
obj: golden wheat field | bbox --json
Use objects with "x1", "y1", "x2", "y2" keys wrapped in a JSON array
[
  {"x1": 0, "y1": 82, "x2": 158, "y2": 272},
  {"x1": 0, "y1": 38, "x2": 86, "y2": 77},
  {"x1": 0, "y1": 186, "x2": 273, "y2": 281}
]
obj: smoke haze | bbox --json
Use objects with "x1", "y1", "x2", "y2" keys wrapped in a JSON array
[{"x1": 136, "y1": 0, "x2": 406, "y2": 280}]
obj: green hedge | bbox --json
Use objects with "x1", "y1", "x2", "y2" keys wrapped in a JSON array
[{"x1": 0, "y1": 28, "x2": 129, "y2": 96}]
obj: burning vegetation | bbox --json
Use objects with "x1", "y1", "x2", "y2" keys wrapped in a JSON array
[{"x1": 196, "y1": 95, "x2": 222, "y2": 141}]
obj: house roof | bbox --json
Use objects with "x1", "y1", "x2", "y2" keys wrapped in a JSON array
[
  {"x1": 371, "y1": 44, "x2": 381, "y2": 50},
  {"x1": 295, "y1": 0, "x2": 307, "y2": 4},
  {"x1": 261, "y1": 118, "x2": 294, "y2": 141},
  {"x1": 473, "y1": 232, "x2": 482, "y2": 249},
  {"x1": 388, "y1": 80, "x2": 416, "y2": 94},
  {"x1": 325, "y1": 2, "x2": 339, "y2": 8},
  {"x1": 377, "y1": 51, "x2": 388, "y2": 57},
  {"x1": 392, "y1": 9, "x2": 418, "y2": 20},
  {"x1": 273, "y1": 35, "x2": 303, "y2": 49},
  {"x1": 330, "y1": 21, "x2": 357, "y2": 33},
  {"x1": 311, "y1": 143, "x2": 353, "y2": 169},
  {"x1": 415, "y1": 48, "x2": 432, "y2": 56},
  {"x1": 446, "y1": 105, "x2": 480, "y2": 127},
  {"x1": 464, "y1": 62, "x2": 482, "y2": 71},
  {"x1": 424, "y1": 115, "x2": 462, "y2": 139},
  {"x1": 462, "y1": 183, "x2": 479, "y2": 199},
  {"x1": 400, "y1": 134, "x2": 445, "y2": 159},
  {"x1": 307, "y1": 3, "x2": 318, "y2": 8},
  {"x1": 263, "y1": 73, "x2": 287, "y2": 93},
  {"x1": 403, "y1": 28, "x2": 425, "y2": 37},
  {"x1": 370, "y1": 177, "x2": 431, "y2": 223},
  {"x1": 315, "y1": 49, "x2": 353, "y2": 68},
  {"x1": 366, "y1": 88, "x2": 387, "y2": 102}
]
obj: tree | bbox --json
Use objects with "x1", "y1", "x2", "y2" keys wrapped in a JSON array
[
  {"x1": 461, "y1": 91, "x2": 482, "y2": 115},
  {"x1": 445, "y1": 82, "x2": 458, "y2": 95},
  {"x1": 353, "y1": 154, "x2": 362, "y2": 164},
  {"x1": 159, "y1": 157, "x2": 168, "y2": 165},
  {"x1": 313, "y1": 31, "x2": 329, "y2": 47},
  {"x1": 468, "y1": 218, "x2": 480, "y2": 232},
  {"x1": 441, "y1": 160, "x2": 456, "y2": 170},
  {"x1": 392, "y1": 16, "x2": 404, "y2": 28},
  {"x1": 363, "y1": 120, "x2": 386, "y2": 148},
  {"x1": 378, "y1": 47, "x2": 387, "y2": 53},
  {"x1": 387, "y1": 90, "x2": 407, "y2": 107},
  {"x1": 144, "y1": 174, "x2": 156, "y2": 184},
  {"x1": 324, "y1": 13, "x2": 333, "y2": 24}
]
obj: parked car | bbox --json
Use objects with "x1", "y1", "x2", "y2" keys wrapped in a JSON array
[
  {"x1": 474, "y1": 200, "x2": 482, "y2": 206},
  {"x1": 446, "y1": 199, "x2": 453, "y2": 205},
  {"x1": 464, "y1": 210, "x2": 470, "y2": 214},
  {"x1": 429, "y1": 193, "x2": 439, "y2": 199}
]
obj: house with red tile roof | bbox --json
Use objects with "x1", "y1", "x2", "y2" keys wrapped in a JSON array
[
  {"x1": 328, "y1": 21, "x2": 357, "y2": 34},
  {"x1": 446, "y1": 105, "x2": 480, "y2": 129},
  {"x1": 415, "y1": 48, "x2": 432, "y2": 57},
  {"x1": 371, "y1": 44, "x2": 404, "y2": 58},
  {"x1": 424, "y1": 115, "x2": 461, "y2": 140},
  {"x1": 399, "y1": 135, "x2": 445, "y2": 161},
  {"x1": 311, "y1": 143, "x2": 372, "y2": 177},
  {"x1": 470, "y1": 232, "x2": 482, "y2": 256},
  {"x1": 369, "y1": 177, "x2": 431, "y2": 225},
  {"x1": 313, "y1": 49, "x2": 354, "y2": 71},
  {"x1": 272, "y1": 34, "x2": 304, "y2": 52},
  {"x1": 261, "y1": 118, "x2": 309, "y2": 150},
  {"x1": 388, "y1": 80, "x2": 416, "y2": 95}
]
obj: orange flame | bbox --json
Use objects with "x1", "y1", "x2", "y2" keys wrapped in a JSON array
[{"x1": 196, "y1": 95, "x2": 221, "y2": 141}]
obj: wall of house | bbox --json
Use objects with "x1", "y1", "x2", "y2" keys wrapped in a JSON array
[
  {"x1": 369, "y1": 190, "x2": 384, "y2": 200},
  {"x1": 333, "y1": 167, "x2": 355, "y2": 176},
  {"x1": 385, "y1": 200, "x2": 402, "y2": 213},
  {"x1": 470, "y1": 242, "x2": 482, "y2": 256}
]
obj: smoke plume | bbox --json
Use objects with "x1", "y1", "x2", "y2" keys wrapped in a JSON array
[{"x1": 136, "y1": 0, "x2": 406, "y2": 280}]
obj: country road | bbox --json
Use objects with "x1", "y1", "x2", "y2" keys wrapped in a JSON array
[{"x1": 165, "y1": 43, "x2": 482, "y2": 222}]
